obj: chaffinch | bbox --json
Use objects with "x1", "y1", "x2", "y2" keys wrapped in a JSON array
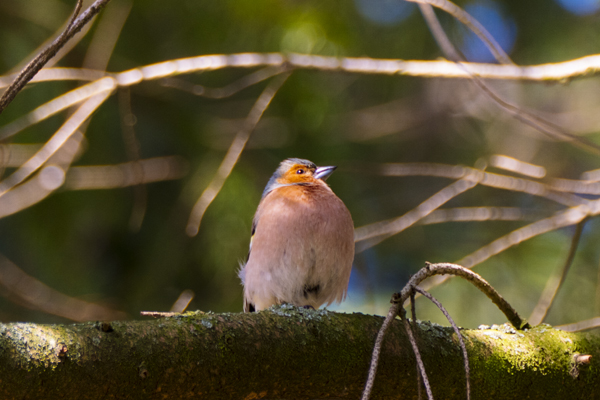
[{"x1": 239, "y1": 158, "x2": 355, "y2": 312}]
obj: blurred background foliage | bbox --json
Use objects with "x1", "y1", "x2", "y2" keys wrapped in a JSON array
[{"x1": 1, "y1": 0, "x2": 600, "y2": 329}]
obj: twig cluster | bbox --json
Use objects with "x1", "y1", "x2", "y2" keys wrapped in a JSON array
[{"x1": 361, "y1": 262, "x2": 529, "y2": 400}]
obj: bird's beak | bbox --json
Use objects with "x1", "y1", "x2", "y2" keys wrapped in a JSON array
[{"x1": 314, "y1": 165, "x2": 337, "y2": 181}]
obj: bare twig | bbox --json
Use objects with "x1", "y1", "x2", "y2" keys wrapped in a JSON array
[
  {"x1": 413, "y1": 286, "x2": 470, "y2": 400},
  {"x1": 0, "y1": 76, "x2": 116, "y2": 142},
  {"x1": 0, "y1": 0, "x2": 112, "y2": 114},
  {"x1": 6, "y1": 52, "x2": 600, "y2": 143},
  {"x1": 0, "y1": 68, "x2": 107, "y2": 89},
  {"x1": 400, "y1": 307, "x2": 434, "y2": 400},
  {"x1": 419, "y1": 207, "x2": 535, "y2": 225},
  {"x1": 185, "y1": 71, "x2": 292, "y2": 237},
  {"x1": 528, "y1": 219, "x2": 588, "y2": 325},
  {"x1": 409, "y1": 292, "x2": 423, "y2": 400},
  {"x1": 361, "y1": 297, "x2": 400, "y2": 400}
]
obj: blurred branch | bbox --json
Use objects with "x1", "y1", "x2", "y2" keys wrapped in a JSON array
[
  {"x1": 160, "y1": 65, "x2": 287, "y2": 99},
  {"x1": 6, "y1": 0, "x2": 93, "y2": 73},
  {"x1": 420, "y1": 205, "x2": 595, "y2": 293},
  {"x1": 557, "y1": 317, "x2": 600, "y2": 332},
  {"x1": 5, "y1": 52, "x2": 600, "y2": 142},
  {"x1": 0, "y1": 68, "x2": 107, "y2": 88},
  {"x1": 0, "y1": 253, "x2": 126, "y2": 321},
  {"x1": 64, "y1": 156, "x2": 188, "y2": 190},
  {"x1": 528, "y1": 219, "x2": 588, "y2": 326},
  {"x1": 355, "y1": 177, "x2": 479, "y2": 252},
  {"x1": 0, "y1": 0, "x2": 112, "y2": 114},
  {"x1": 419, "y1": 206, "x2": 534, "y2": 225},
  {"x1": 169, "y1": 289, "x2": 195, "y2": 313},
  {"x1": 378, "y1": 163, "x2": 587, "y2": 207},
  {"x1": 82, "y1": 0, "x2": 131, "y2": 71},
  {"x1": 0, "y1": 75, "x2": 116, "y2": 142},
  {"x1": 489, "y1": 155, "x2": 546, "y2": 179},
  {"x1": 185, "y1": 70, "x2": 292, "y2": 237},
  {"x1": 0, "y1": 89, "x2": 112, "y2": 198},
  {"x1": 0, "y1": 132, "x2": 84, "y2": 219}
]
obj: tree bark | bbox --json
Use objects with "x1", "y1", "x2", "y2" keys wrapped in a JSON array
[{"x1": 0, "y1": 305, "x2": 597, "y2": 399}]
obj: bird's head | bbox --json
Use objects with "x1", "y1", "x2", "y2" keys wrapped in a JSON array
[{"x1": 262, "y1": 158, "x2": 337, "y2": 197}]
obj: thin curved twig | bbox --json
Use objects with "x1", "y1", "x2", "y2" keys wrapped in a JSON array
[
  {"x1": 413, "y1": 0, "x2": 513, "y2": 64},
  {"x1": 400, "y1": 306, "x2": 434, "y2": 400},
  {"x1": 409, "y1": 292, "x2": 426, "y2": 400},
  {"x1": 413, "y1": 286, "x2": 470, "y2": 400}
]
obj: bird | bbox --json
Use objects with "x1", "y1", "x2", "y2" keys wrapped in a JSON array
[{"x1": 239, "y1": 158, "x2": 355, "y2": 312}]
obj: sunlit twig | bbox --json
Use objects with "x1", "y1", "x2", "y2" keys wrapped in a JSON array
[{"x1": 489, "y1": 155, "x2": 546, "y2": 179}]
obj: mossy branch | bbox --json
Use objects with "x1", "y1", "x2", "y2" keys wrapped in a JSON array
[{"x1": 0, "y1": 306, "x2": 597, "y2": 399}]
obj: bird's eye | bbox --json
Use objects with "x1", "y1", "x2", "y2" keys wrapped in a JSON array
[{"x1": 296, "y1": 169, "x2": 305, "y2": 174}]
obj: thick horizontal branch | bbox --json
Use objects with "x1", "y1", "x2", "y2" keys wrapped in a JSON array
[{"x1": 0, "y1": 306, "x2": 597, "y2": 399}]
